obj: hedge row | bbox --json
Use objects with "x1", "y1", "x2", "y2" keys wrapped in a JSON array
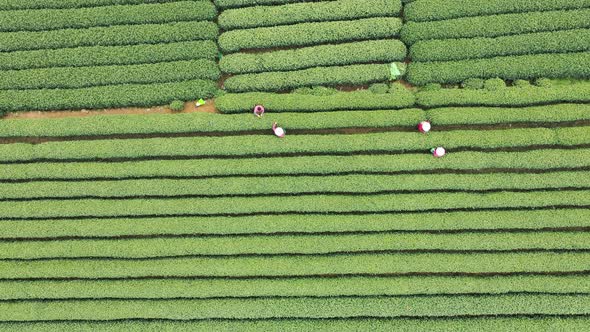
[
  {"x1": 223, "y1": 64, "x2": 390, "y2": 93},
  {"x1": 220, "y1": 39, "x2": 406, "y2": 74},
  {"x1": 0, "y1": 209, "x2": 586, "y2": 241},
  {"x1": 2, "y1": 149, "x2": 588, "y2": 183},
  {"x1": 1, "y1": 228, "x2": 588, "y2": 261},
  {"x1": 219, "y1": 17, "x2": 402, "y2": 53},
  {"x1": 3, "y1": 275, "x2": 589, "y2": 300},
  {"x1": 218, "y1": 0, "x2": 400, "y2": 30},
  {"x1": 4, "y1": 172, "x2": 588, "y2": 201},
  {"x1": 0, "y1": 190, "x2": 588, "y2": 219},
  {"x1": 0, "y1": 110, "x2": 422, "y2": 137},
  {"x1": 417, "y1": 82, "x2": 590, "y2": 107},
  {"x1": 0, "y1": 1, "x2": 216, "y2": 33},
  {"x1": 406, "y1": 52, "x2": 590, "y2": 85},
  {"x1": 1, "y1": 294, "x2": 589, "y2": 320},
  {"x1": 410, "y1": 29, "x2": 590, "y2": 62},
  {"x1": 1, "y1": 127, "x2": 587, "y2": 162},
  {"x1": 0, "y1": 21, "x2": 218, "y2": 52},
  {"x1": 214, "y1": 0, "x2": 327, "y2": 10},
  {"x1": 401, "y1": 9, "x2": 590, "y2": 45},
  {"x1": 405, "y1": 0, "x2": 590, "y2": 22},
  {"x1": 0, "y1": 79, "x2": 219, "y2": 112},
  {"x1": 0, "y1": 59, "x2": 220, "y2": 91},
  {"x1": 2, "y1": 318, "x2": 589, "y2": 331},
  {"x1": 0, "y1": 41, "x2": 218, "y2": 71},
  {"x1": 428, "y1": 104, "x2": 590, "y2": 125},
  {"x1": 0, "y1": 0, "x2": 183, "y2": 10},
  {"x1": 216, "y1": 89, "x2": 415, "y2": 113}
]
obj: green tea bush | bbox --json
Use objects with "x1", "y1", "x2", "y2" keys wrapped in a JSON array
[
  {"x1": 401, "y1": 9, "x2": 590, "y2": 44},
  {"x1": 0, "y1": 40, "x2": 219, "y2": 71},
  {"x1": 534, "y1": 78, "x2": 553, "y2": 87},
  {"x1": 219, "y1": 0, "x2": 401, "y2": 30},
  {"x1": 219, "y1": 17, "x2": 402, "y2": 53},
  {"x1": 484, "y1": 78, "x2": 506, "y2": 91},
  {"x1": 220, "y1": 40, "x2": 406, "y2": 74},
  {"x1": 369, "y1": 83, "x2": 389, "y2": 94},
  {"x1": 0, "y1": 0, "x2": 179, "y2": 10},
  {"x1": 0, "y1": 1, "x2": 217, "y2": 32},
  {"x1": 405, "y1": 0, "x2": 590, "y2": 22},
  {"x1": 0, "y1": 59, "x2": 220, "y2": 90},
  {"x1": 0, "y1": 21, "x2": 218, "y2": 52},
  {"x1": 462, "y1": 78, "x2": 484, "y2": 90},
  {"x1": 223, "y1": 64, "x2": 390, "y2": 93},
  {"x1": 169, "y1": 100, "x2": 185, "y2": 112},
  {"x1": 410, "y1": 29, "x2": 590, "y2": 62},
  {"x1": 0, "y1": 80, "x2": 219, "y2": 112},
  {"x1": 215, "y1": 0, "x2": 326, "y2": 9},
  {"x1": 406, "y1": 52, "x2": 590, "y2": 85},
  {"x1": 513, "y1": 79, "x2": 531, "y2": 88}
]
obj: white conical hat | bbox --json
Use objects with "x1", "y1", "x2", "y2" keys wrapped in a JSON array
[{"x1": 274, "y1": 127, "x2": 285, "y2": 137}]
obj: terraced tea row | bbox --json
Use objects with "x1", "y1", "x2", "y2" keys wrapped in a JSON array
[
  {"x1": 404, "y1": 2, "x2": 590, "y2": 84},
  {"x1": 0, "y1": 1, "x2": 220, "y2": 112}
]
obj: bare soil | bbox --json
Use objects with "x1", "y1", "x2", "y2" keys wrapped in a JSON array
[{"x1": 4, "y1": 99, "x2": 218, "y2": 120}]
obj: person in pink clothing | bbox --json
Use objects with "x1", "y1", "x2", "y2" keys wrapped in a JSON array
[{"x1": 272, "y1": 122, "x2": 285, "y2": 138}]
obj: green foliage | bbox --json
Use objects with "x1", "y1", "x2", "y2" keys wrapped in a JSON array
[
  {"x1": 169, "y1": 100, "x2": 185, "y2": 112},
  {"x1": 427, "y1": 104, "x2": 590, "y2": 125},
  {"x1": 216, "y1": 89, "x2": 415, "y2": 113},
  {"x1": 401, "y1": 9, "x2": 590, "y2": 45},
  {"x1": 3, "y1": 172, "x2": 589, "y2": 202},
  {"x1": 0, "y1": 110, "x2": 423, "y2": 137},
  {"x1": 220, "y1": 39, "x2": 406, "y2": 74},
  {"x1": 218, "y1": 0, "x2": 401, "y2": 30},
  {"x1": 484, "y1": 78, "x2": 506, "y2": 91},
  {"x1": 461, "y1": 78, "x2": 484, "y2": 90},
  {"x1": 410, "y1": 29, "x2": 590, "y2": 62},
  {"x1": 2, "y1": 275, "x2": 589, "y2": 299},
  {"x1": 0, "y1": 293, "x2": 589, "y2": 320},
  {"x1": 214, "y1": 0, "x2": 327, "y2": 9},
  {"x1": 0, "y1": 79, "x2": 219, "y2": 112},
  {"x1": 219, "y1": 17, "x2": 402, "y2": 53},
  {"x1": 0, "y1": 127, "x2": 584, "y2": 163},
  {"x1": 405, "y1": 0, "x2": 590, "y2": 22},
  {"x1": 416, "y1": 82, "x2": 590, "y2": 107},
  {"x1": 0, "y1": 21, "x2": 218, "y2": 52},
  {"x1": 0, "y1": 40, "x2": 219, "y2": 71},
  {"x1": 534, "y1": 78, "x2": 553, "y2": 87},
  {"x1": 0, "y1": 0, "x2": 180, "y2": 10},
  {"x1": 513, "y1": 79, "x2": 531, "y2": 88},
  {"x1": 0, "y1": 59, "x2": 220, "y2": 90},
  {"x1": 406, "y1": 52, "x2": 590, "y2": 85},
  {"x1": 422, "y1": 83, "x2": 442, "y2": 91},
  {"x1": 369, "y1": 83, "x2": 389, "y2": 94},
  {"x1": 1, "y1": 189, "x2": 589, "y2": 218},
  {"x1": 0, "y1": 1, "x2": 217, "y2": 32},
  {"x1": 223, "y1": 64, "x2": 391, "y2": 93}
]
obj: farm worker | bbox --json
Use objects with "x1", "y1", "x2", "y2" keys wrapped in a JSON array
[
  {"x1": 418, "y1": 121, "x2": 431, "y2": 133},
  {"x1": 196, "y1": 98, "x2": 206, "y2": 107},
  {"x1": 253, "y1": 105, "x2": 265, "y2": 117},
  {"x1": 272, "y1": 122, "x2": 286, "y2": 138},
  {"x1": 431, "y1": 147, "x2": 446, "y2": 158}
]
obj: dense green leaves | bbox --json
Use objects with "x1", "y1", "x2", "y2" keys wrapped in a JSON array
[
  {"x1": 417, "y1": 82, "x2": 590, "y2": 107},
  {"x1": 406, "y1": 52, "x2": 590, "y2": 85},
  {"x1": 405, "y1": 0, "x2": 590, "y2": 22},
  {"x1": 219, "y1": 17, "x2": 401, "y2": 53},
  {"x1": 214, "y1": 0, "x2": 327, "y2": 10},
  {"x1": 410, "y1": 29, "x2": 590, "y2": 62},
  {"x1": 0, "y1": 60, "x2": 219, "y2": 90},
  {"x1": 0, "y1": 0, "x2": 183, "y2": 10},
  {"x1": 218, "y1": 0, "x2": 400, "y2": 30},
  {"x1": 0, "y1": 21, "x2": 218, "y2": 52},
  {"x1": 401, "y1": 9, "x2": 590, "y2": 44},
  {"x1": 223, "y1": 64, "x2": 390, "y2": 92},
  {"x1": 0, "y1": 41, "x2": 218, "y2": 71},
  {"x1": 0, "y1": 1, "x2": 216, "y2": 32},
  {"x1": 220, "y1": 40, "x2": 406, "y2": 74},
  {"x1": 0, "y1": 80, "x2": 219, "y2": 112},
  {"x1": 216, "y1": 89, "x2": 415, "y2": 113}
]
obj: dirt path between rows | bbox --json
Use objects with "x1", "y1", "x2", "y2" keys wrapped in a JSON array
[{"x1": 4, "y1": 99, "x2": 218, "y2": 120}]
